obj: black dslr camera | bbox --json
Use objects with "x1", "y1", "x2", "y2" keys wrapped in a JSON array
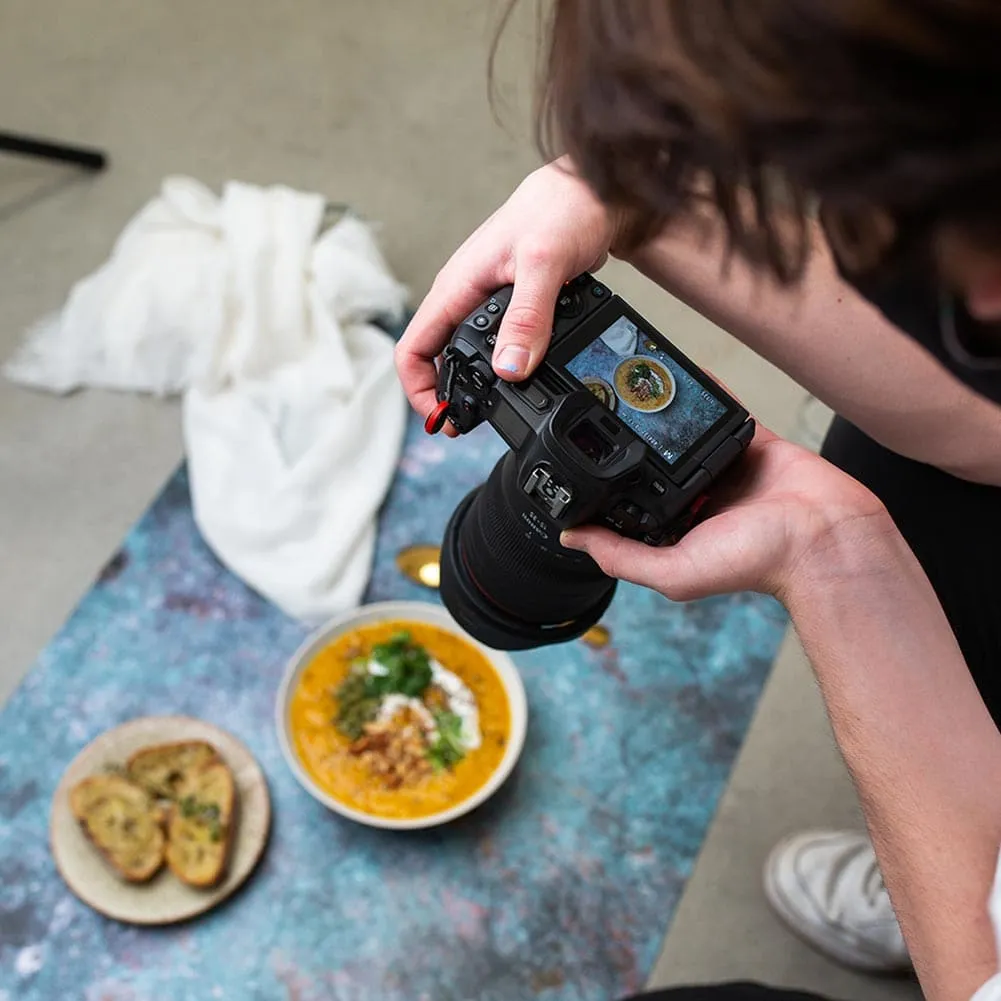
[{"x1": 426, "y1": 272, "x2": 755, "y2": 651}]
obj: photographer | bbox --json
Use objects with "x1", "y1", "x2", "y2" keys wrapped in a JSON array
[{"x1": 396, "y1": 3, "x2": 1001, "y2": 999}]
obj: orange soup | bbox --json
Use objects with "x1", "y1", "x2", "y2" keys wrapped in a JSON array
[
  {"x1": 289, "y1": 620, "x2": 511, "y2": 820},
  {"x1": 614, "y1": 356, "x2": 674, "y2": 411}
]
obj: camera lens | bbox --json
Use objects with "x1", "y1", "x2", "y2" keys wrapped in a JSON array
[{"x1": 439, "y1": 453, "x2": 616, "y2": 650}]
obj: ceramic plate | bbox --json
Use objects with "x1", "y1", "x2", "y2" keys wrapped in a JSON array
[{"x1": 50, "y1": 716, "x2": 270, "y2": 925}]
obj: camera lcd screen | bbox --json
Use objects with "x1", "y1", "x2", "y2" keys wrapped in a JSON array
[{"x1": 565, "y1": 314, "x2": 728, "y2": 466}]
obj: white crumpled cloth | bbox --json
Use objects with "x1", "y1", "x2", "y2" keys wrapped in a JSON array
[{"x1": 4, "y1": 176, "x2": 409, "y2": 622}]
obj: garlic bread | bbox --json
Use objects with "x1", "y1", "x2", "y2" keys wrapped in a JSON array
[
  {"x1": 70, "y1": 775, "x2": 165, "y2": 883},
  {"x1": 126, "y1": 741, "x2": 218, "y2": 800},
  {"x1": 165, "y1": 761, "x2": 237, "y2": 888}
]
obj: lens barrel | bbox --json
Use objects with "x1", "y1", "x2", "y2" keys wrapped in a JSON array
[{"x1": 439, "y1": 453, "x2": 616, "y2": 650}]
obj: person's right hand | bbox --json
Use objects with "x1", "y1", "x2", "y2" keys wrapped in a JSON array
[
  {"x1": 560, "y1": 425, "x2": 891, "y2": 605},
  {"x1": 395, "y1": 158, "x2": 622, "y2": 429}
]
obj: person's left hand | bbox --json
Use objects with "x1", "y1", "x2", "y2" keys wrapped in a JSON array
[{"x1": 560, "y1": 425, "x2": 891, "y2": 603}]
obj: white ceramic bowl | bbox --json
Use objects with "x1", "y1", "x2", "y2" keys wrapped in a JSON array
[{"x1": 276, "y1": 600, "x2": 528, "y2": 830}]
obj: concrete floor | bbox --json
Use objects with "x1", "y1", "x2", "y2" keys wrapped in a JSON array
[{"x1": 0, "y1": 4, "x2": 919, "y2": 999}]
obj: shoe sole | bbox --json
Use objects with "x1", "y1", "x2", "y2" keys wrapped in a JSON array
[{"x1": 763, "y1": 834, "x2": 911, "y2": 975}]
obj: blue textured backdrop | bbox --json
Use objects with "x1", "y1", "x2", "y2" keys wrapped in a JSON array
[{"x1": 0, "y1": 407, "x2": 787, "y2": 1001}]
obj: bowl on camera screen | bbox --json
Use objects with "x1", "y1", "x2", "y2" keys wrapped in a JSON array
[{"x1": 613, "y1": 356, "x2": 677, "y2": 413}]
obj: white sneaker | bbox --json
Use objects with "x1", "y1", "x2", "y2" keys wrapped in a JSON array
[{"x1": 763, "y1": 830, "x2": 911, "y2": 973}]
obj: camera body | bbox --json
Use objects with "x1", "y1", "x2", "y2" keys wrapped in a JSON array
[{"x1": 432, "y1": 272, "x2": 755, "y2": 553}]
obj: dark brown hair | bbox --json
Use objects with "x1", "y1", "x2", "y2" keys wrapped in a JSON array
[{"x1": 531, "y1": 0, "x2": 1001, "y2": 282}]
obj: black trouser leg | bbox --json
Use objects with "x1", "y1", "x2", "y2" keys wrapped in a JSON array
[
  {"x1": 619, "y1": 983, "x2": 837, "y2": 1001},
  {"x1": 821, "y1": 416, "x2": 1001, "y2": 728}
]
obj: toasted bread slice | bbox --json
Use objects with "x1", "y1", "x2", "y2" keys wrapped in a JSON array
[
  {"x1": 70, "y1": 775, "x2": 165, "y2": 883},
  {"x1": 126, "y1": 741, "x2": 219, "y2": 800},
  {"x1": 165, "y1": 761, "x2": 237, "y2": 888}
]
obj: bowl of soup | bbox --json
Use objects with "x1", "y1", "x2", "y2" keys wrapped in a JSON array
[
  {"x1": 613, "y1": 356, "x2": 676, "y2": 413},
  {"x1": 276, "y1": 601, "x2": 527, "y2": 829}
]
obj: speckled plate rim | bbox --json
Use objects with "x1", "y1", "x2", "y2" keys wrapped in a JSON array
[
  {"x1": 50, "y1": 715, "x2": 271, "y2": 925},
  {"x1": 275, "y1": 600, "x2": 528, "y2": 830}
]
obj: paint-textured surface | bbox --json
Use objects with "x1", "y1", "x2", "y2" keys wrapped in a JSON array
[{"x1": 0, "y1": 410, "x2": 787, "y2": 1001}]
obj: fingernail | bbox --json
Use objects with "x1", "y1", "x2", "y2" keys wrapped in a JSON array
[
  {"x1": 560, "y1": 530, "x2": 582, "y2": 551},
  {"x1": 495, "y1": 345, "x2": 530, "y2": 375}
]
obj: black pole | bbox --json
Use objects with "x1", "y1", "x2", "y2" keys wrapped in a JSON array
[{"x1": 0, "y1": 131, "x2": 107, "y2": 171}]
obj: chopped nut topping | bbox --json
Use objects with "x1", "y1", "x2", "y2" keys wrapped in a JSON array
[{"x1": 348, "y1": 709, "x2": 432, "y2": 788}]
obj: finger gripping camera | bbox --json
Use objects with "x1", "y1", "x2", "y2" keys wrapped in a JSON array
[{"x1": 427, "y1": 272, "x2": 755, "y2": 650}]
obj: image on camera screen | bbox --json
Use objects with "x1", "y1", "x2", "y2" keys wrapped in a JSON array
[{"x1": 566, "y1": 315, "x2": 728, "y2": 465}]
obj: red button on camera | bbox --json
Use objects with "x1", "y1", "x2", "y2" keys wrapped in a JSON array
[{"x1": 424, "y1": 401, "x2": 451, "y2": 435}]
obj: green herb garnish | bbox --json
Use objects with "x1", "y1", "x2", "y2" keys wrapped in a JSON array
[
  {"x1": 334, "y1": 634, "x2": 434, "y2": 740},
  {"x1": 335, "y1": 661, "x2": 380, "y2": 740},
  {"x1": 426, "y1": 710, "x2": 466, "y2": 772},
  {"x1": 364, "y1": 632, "x2": 433, "y2": 699},
  {"x1": 627, "y1": 362, "x2": 654, "y2": 387}
]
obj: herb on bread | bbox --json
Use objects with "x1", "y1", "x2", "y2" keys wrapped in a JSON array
[
  {"x1": 126, "y1": 741, "x2": 218, "y2": 799},
  {"x1": 179, "y1": 796, "x2": 223, "y2": 841}
]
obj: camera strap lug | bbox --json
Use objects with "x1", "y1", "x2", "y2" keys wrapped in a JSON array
[{"x1": 425, "y1": 348, "x2": 461, "y2": 435}]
